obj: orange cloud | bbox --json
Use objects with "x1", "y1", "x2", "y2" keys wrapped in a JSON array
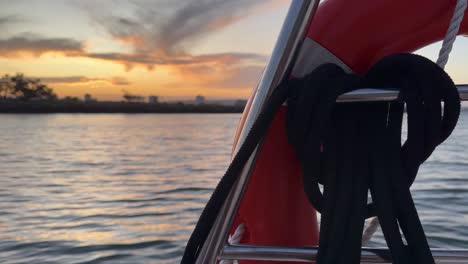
[
  {"x1": 39, "y1": 76, "x2": 130, "y2": 86},
  {"x1": 84, "y1": 51, "x2": 268, "y2": 71},
  {"x1": 1, "y1": 0, "x2": 280, "y2": 70},
  {"x1": 162, "y1": 61, "x2": 264, "y2": 92},
  {"x1": 0, "y1": 0, "x2": 290, "y2": 99},
  {"x1": 0, "y1": 34, "x2": 84, "y2": 58}
]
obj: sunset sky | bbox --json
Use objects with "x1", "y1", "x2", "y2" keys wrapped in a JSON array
[{"x1": 0, "y1": 0, "x2": 467, "y2": 101}]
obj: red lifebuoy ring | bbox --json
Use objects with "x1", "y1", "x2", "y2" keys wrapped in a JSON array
[{"x1": 230, "y1": 1, "x2": 467, "y2": 263}]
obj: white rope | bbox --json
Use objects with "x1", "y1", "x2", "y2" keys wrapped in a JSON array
[
  {"x1": 362, "y1": 217, "x2": 380, "y2": 246},
  {"x1": 362, "y1": 0, "x2": 467, "y2": 245},
  {"x1": 219, "y1": 224, "x2": 245, "y2": 264},
  {"x1": 437, "y1": 0, "x2": 468, "y2": 69}
]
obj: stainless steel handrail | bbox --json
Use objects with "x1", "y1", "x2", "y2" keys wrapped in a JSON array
[
  {"x1": 217, "y1": 86, "x2": 468, "y2": 263},
  {"x1": 193, "y1": 0, "x2": 467, "y2": 260},
  {"x1": 195, "y1": 1, "x2": 320, "y2": 263},
  {"x1": 338, "y1": 85, "x2": 468, "y2": 102},
  {"x1": 222, "y1": 244, "x2": 468, "y2": 263}
]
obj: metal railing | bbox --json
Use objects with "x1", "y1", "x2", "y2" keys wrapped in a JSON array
[
  {"x1": 216, "y1": 86, "x2": 468, "y2": 263},
  {"x1": 194, "y1": 0, "x2": 320, "y2": 263},
  {"x1": 221, "y1": 244, "x2": 468, "y2": 263},
  {"x1": 193, "y1": 0, "x2": 468, "y2": 261},
  {"x1": 337, "y1": 85, "x2": 468, "y2": 102}
]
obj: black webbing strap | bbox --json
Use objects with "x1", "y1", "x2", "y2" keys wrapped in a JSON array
[{"x1": 182, "y1": 53, "x2": 460, "y2": 264}]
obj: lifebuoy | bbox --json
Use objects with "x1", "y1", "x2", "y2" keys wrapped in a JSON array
[{"x1": 230, "y1": 0, "x2": 467, "y2": 263}]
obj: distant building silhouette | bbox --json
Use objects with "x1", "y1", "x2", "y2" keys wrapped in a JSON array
[
  {"x1": 122, "y1": 90, "x2": 145, "y2": 103},
  {"x1": 84, "y1": 94, "x2": 96, "y2": 103},
  {"x1": 148, "y1": 96, "x2": 159, "y2": 104},
  {"x1": 195, "y1": 95, "x2": 205, "y2": 105}
]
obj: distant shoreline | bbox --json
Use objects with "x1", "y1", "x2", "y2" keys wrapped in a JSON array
[
  {"x1": 1, "y1": 100, "x2": 467, "y2": 114},
  {"x1": 0, "y1": 101, "x2": 245, "y2": 114}
]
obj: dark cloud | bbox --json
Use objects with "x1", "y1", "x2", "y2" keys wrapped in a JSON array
[
  {"x1": 77, "y1": 0, "x2": 281, "y2": 68},
  {"x1": 0, "y1": 15, "x2": 22, "y2": 28},
  {"x1": 81, "y1": 0, "x2": 273, "y2": 55},
  {"x1": 77, "y1": 0, "x2": 275, "y2": 89},
  {"x1": 86, "y1": 52, "x2": 161, "y2": 64},
  {"x1": 76, "y1": 0, "x2": 285, "y2": 75},
  {"x1": 39, "y1": 76, "x2": 130, "y2": 86},
  {"x1": 109, "y1": 77, "x2": 131, "y2": 85},
  {"x1": 0, "y1": 31, "x2": 267, "y2": 73},
  {"x1": 151, "y1": 0, "x2": 257, "y2": 54},
  {"x1": 85, "y1": 51, "x2": 268, "y2": 70},
  {"x1": 1, "y1": 1, "x2": 285, "y2": 93},
  {"x1": 0, "y1": 1, "x2": 277, "y2": 71},
  {"x1": 0, "y1": 34, "x2": 84, "y2": 57}
]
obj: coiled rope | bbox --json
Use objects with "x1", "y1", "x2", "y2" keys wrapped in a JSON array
[
  {"x1": 362, "y1": 0, "x2": 467, "y2": 245},
  {"x1": 287, "y1": 55, "x2": 460, "y2": 263},
  {"x1": 183, "y1": 3, "x2": 465, "y2": 262},
  {"x1": 182, "y1": 53, "x2": 460, "y2": 263},
  {"x1": 227, "y1": 0, "x2": 467, "y2": 251}
]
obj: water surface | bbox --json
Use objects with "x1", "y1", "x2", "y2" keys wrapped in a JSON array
[{"x1": 0, "y1": 113, "x2": 467, "y2": 263}]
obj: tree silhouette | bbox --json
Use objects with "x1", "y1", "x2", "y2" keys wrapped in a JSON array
[
  {"x1": 122, "y1": 89, "x2": 144, "y2": 103},
  {"x1": 0, "y1": 74, "x2": 12, "y2": 99},
  {"x1": 1, "y1": 74, "x2": 57, "y2": 101}
]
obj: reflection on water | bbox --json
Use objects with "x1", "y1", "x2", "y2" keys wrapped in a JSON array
[
  {"x1": 367, "y1": 111, "x2": 468, "y2": 249},
  {"x1": 0, "y1": 114, "x2": 238, "y2": 264},
  {"x1": 0, "y1": 113, "x2": 467, "y2": 263}
]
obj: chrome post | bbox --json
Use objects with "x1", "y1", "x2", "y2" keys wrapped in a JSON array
[
  {"x1": 195, "y1": 0, "x2": 320, "y2": 263},
  {"x1": 192, "y1": 0, "x2": 467, "y2": 258}
]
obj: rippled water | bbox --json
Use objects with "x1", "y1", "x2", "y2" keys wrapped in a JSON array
[
  {"x1": 0, "y1": 114, "x2": 237, "y2": 264},
  {"x1": 368, "y1": 110, "x2": 468, "y2": 249},
  {"x1": 0, "y1": 113, "x2": 467, "y2": 263}
]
